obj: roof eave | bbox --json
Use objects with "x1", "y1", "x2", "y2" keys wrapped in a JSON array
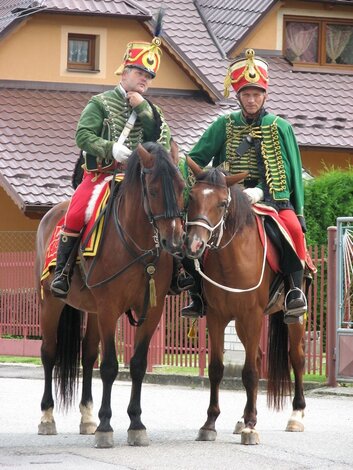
[
  {"x1": 142, "y1": 24, "x2": 223, "y2": 102},
  {"x1": 41, "y1": 9, "x2": 151, "y2": 21},
  {"x1": 0, "y1": 173, "x2": 27, "y2": 214}
]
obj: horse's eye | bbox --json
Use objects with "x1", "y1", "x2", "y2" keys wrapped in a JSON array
[
  {"x1": 149, "y1": 189, "x2": 158, "y2": 198},
  {"x1": 219, "y1": 200, "x2": 228, "y2": 208}
]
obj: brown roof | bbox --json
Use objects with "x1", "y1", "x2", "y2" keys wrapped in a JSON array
[
  {"x1": 263, "y1": 56, "x2": 353, "y2": 149},
  {"x1": 141, "y1": 0, "x2": 228, "y2": 99},
  {"x1": 0, "y1": 0, "x2": 150, "y2": 38},
  {"x1": 196, "y1": 0, "x2": 276, "y2": 54},
  {"x1": 0, "y1": 83, "x2": 233, "y2": 213}
]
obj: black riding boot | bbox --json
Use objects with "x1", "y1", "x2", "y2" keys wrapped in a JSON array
[
  {"x1": 180, "y1": 257, "x2": 205, "y2": 319},
  {"x1": 50, "y1": 234, "x2": 78, "y2": 298},
  {"x1": 284, "y1": 269, "x2": 307, "y2": 324}
]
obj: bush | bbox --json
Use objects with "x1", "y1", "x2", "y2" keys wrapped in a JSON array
[{"x1": 304, "y1": 166, "x2": 353, "y2": 246}]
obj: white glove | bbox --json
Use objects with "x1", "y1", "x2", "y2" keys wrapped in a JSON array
[
  {"x1": 243, "y1": 187, "x2": 264, "y2": 204},
  {"x1": 112, "y1": 143, "x2": 132, "y2": 163}
]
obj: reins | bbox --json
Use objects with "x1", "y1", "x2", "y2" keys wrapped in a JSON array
[
  {"x1": 80, "y1": 152, "x2": 182, "y2": 327},
  {"x1": 187, "y1": 180, "x2": 268, "y2": 293},
  {"x1": 194, "y1": 216, "x2": 268, "y2": 293}
]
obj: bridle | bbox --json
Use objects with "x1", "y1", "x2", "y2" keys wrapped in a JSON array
[
  {"x1": 185, "y1": 180, "x2": 268, "y2": 293},
  {"x1": 185, "y1": 182, "x2": 231, "y2": 249},
  {"x1": 140, "y1": 166, "x2": 184, "y2": 224}
]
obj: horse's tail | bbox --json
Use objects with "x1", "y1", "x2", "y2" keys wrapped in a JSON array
[
  {"x1": 54, "y1": 304, "x2": 82, "y2": 411},
  {"x1": 267, "y1": 311, "x2": 291, "y2": 410}
]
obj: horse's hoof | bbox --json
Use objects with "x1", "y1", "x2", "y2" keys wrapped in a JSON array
[
  {"x1": 286, "y1": 420, "x2": 304, "y2": 432},
  {"x1": 286, "y1": 410, "x2": 304, "y2": 432},
  {"x1": 38, "y1": 421, "x2": 57, "y2": 435},
  {"x1": 196, "y1": 428, "x2": 217, "y2": 441},
  {"x1": 233, "y1": 421, "x2": 245, "y2": 434},
  {"x1": 241, "y1": 428, "x2": 260, "y2": 445},
  {"x1": 80, "y1": 421, "x2": 97, "y2": 435},
  {"x1": 127, "y1": 429, "x2": 149, "y2": 446},
  {"x1": 94, "y1": 431, "x2": 114, "y2": 448}
]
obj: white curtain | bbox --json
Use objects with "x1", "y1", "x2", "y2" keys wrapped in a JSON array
[
  {"x1": 286, "y1": 22, "x2": 318, "y2": 62},
  {"x1": 326, "y1": 25, "x2": 352, "y2": 63}
]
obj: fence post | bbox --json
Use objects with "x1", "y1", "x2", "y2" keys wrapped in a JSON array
[{"x1": 326, "y1": 226, "x2": 337, "y2": 387}]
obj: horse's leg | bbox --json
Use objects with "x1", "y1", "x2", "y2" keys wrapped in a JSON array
[
  {"x1": 236, "y1": 313, "x2": 262, "y2": 445},
  {"x1": 95, "y1": 311, "x2": 118, "y2": 448},
  {"x1": 127, "y1": 312, "x2": 162, "y2": 447},
  {"x1": 233, "y1": 345, "x2": 262, "y2": 435},
  {"x1": 38, "y1": 298, "x2": 62, "y2": 435},
  {"x1": 197, "y1": 314, "x2": 226, "y2": 442},
  {"x1": 286, "y1": 320, "x2": 306, "y2": 432},
  {"x1": 80, "y1": 312, "x2": 99, "y2": 435}
]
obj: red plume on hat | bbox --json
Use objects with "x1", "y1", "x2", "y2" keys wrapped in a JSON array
[
  {"x1": 115, "y1": 8, "x2": 164, "y2": 78},
  {"x1": 224, "y1": 49, "x2": 269, "y2": 97}
]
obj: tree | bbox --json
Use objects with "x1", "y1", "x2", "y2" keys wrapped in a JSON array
[{"x1": 304, "y1": 167, "x2": 353, "y2": 247}]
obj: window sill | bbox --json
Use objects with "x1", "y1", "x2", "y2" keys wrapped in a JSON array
[
  {"x1": 66, "y1": 68, "x2": 101, "y2": 73},
  {"x1": 292, "y1": 65, "x2": 353, "y2": 75}
]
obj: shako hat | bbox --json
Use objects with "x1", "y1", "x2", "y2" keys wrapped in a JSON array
[
  {"x1": 115, "y1": 9, "x2": 164, "y2": 78},
  {"x1": 224, "y1": 49, "x2": 269, "y2": 97}
]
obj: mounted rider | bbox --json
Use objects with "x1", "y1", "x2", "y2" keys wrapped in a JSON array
[
  {"x1": 182, "y1": 49, "x2": 307, "y2": 323},
  {"x1": 51, "y1": 29, "x2": 171, "y2": 298}
]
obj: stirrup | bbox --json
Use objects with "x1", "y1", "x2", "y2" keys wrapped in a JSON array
[
  {"x1": 169, "y1": 272, "x2": 195, "y2": 295},
  {"x1": 284, "y1": 288, "x2": 307, "y2": 324},
  {"x1": 50, "y1": 273, "x2": 70, "y2": 298}
]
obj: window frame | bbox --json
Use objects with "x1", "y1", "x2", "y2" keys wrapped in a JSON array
[
  {"x1": 283, "y1": 15, "x2": 353, "y2": 69},
  {"x1": 67, "y1": 33, "x2": 97, "y2": 71}
]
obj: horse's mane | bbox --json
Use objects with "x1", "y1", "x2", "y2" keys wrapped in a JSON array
[
  {"x1": 120, "y1": 142, "x2": 183, "y2": 217},
  {"x1": 195, "y1": 168, "x2": 255, "y2": 234}
]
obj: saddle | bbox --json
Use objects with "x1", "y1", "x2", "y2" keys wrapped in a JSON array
[
  {"x1": 41, "y1": 175, "x2": 123, "y2": 281},
  {"x1": 253, "y1": 203, "x2": 316, "y2": 316}
]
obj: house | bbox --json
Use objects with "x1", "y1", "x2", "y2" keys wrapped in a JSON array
[{"x1": 0, "y1": 0, "x2": 352, "y2": 237}]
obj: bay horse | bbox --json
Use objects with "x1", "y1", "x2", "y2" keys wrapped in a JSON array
[
  {"x1": 184, "y1": 160, "x2": 306, "y2": 445},
  {"x1": 35, "y1": 142, "x2": 185, "y2": 448}
]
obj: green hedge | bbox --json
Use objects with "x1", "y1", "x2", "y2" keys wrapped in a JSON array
[{"x1": 304, "y1": 167, "x2": 353, "y2": 246}]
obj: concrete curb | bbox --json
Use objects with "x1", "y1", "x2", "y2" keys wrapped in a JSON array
[{"x1": 1, "y1": 363, "x2": 352, "y2": 396}]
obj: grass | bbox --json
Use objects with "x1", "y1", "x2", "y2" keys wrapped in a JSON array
[
  {"x1": 0, "y1": 356, "x2": 328, "y2": 383},
  {"x1": 0, "y1": 355, "x2": 41, "y2": 365}
]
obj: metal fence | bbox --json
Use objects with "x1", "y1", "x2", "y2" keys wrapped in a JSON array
[{"x1": 0, "y1": 237, "x2": 327, "y2": 378}]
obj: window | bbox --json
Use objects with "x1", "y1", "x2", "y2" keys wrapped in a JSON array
[
  {"x1": 67, "y1": 34, "x2": 97, "y2": 71},
  {"x1": 284, "y1": 16, "x2": 353, "y2": 67}
]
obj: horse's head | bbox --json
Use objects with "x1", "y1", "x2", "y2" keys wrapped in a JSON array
[
  {"x1": 136, "y1": 142, "x2": 185, "y2": 255},
  {"x1": 185, "y1": 158, "x2": 248, "y2": 258}
]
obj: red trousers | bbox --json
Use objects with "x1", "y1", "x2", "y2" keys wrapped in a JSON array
[
  {"x1": 64, "y1": 171, "x2": 108, "y2": 233},
  {"x1": 278, "y1": 209, "x2": 306, "y2": 262}
]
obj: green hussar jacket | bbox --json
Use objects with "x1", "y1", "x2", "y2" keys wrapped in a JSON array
[
  {"x1": 75, "y1": 86, "x2": 171, "y2": 171},
  {"x1": 188, "y1": 111, "x2": 304, "y2": 216}
]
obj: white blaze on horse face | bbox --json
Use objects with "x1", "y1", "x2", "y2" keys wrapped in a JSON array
[{"x1": 202, "y1": 187, "x2": 214, "y2": 197}]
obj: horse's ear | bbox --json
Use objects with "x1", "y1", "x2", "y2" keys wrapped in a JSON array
[
  {"x1": 170, "y1": 139, "x2": 179, "y2": 165},
  {"x1": 225, "y1": 171, "x2": 249, "y2": 187},
  {"x1": 186, "y1": 156, "x2": 202, "y2": 176},
  {"x1": 137, "y1": 143, "x2": 154, "y2": 169}
]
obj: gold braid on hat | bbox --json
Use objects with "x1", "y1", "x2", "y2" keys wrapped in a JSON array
[{"x1": 224, "y1": 49, "x2": 268, "y2": 97}]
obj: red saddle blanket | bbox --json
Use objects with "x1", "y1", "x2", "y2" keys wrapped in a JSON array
[
  {"x1": 253, "y1": 203, "x2": 316, "y2": 274},
  {"x1": 41, "y1": 174, "x2": 124, "y2": 281}
]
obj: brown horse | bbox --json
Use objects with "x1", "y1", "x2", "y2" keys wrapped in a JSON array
[
  {"x1": 184, "y1": 160, "x2": 306, "y2": 445},
  {"x1": 35, "y1": 142, "x2": 185, "y2": 448}
]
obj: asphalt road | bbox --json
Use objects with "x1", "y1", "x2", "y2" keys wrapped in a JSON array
[{"x1": 0, "y1": 364, "x2": 353, "y2": 470}]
